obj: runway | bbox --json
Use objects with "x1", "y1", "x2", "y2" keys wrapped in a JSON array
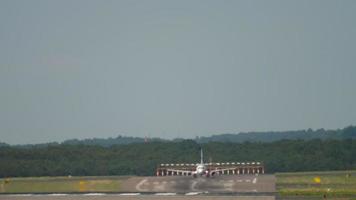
[
  {"x1": 0, "y1": 194, "x2": 275, "y2": 200},
  {"x1": 0, "y1": 175, "x2": 275, "y2": 199},
  {"x1": 122, "y1": 174, "x2": 275, "y2": 193}
]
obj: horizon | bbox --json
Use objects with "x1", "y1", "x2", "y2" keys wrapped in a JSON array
[{"x1": 1, "y1": 124, "x2": 353, "y2": 145}]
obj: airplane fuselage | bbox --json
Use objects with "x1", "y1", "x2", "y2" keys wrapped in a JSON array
[{"x1": 195, "y1": 164, "x2": 206, "y2": 175}]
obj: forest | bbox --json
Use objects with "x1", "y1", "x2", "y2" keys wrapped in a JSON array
[{"x1": 0, "y1": 139, "x2": 355, "y2": 177}]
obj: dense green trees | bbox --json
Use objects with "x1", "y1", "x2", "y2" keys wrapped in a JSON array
[
  {"x1": 195, "y1": 126, "x2": 356, "y2": 143},
  {"x1": 0, "y1": 139, "x2": 355, "y2": 177}
]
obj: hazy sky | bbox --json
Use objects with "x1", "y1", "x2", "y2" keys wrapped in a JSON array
[{"x1": 1, "y1": 0, "x2": 356, "y2": 144}]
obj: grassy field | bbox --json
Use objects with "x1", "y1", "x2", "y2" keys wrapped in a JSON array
[
  {"x1": 0, "y1": 176, "x2": 128, "y2": 193},
  {"x1": 276, "y1": 170, "x2": 356, "y2": 198}
]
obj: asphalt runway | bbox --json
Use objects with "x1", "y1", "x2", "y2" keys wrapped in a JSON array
[
  {"x1": 0, "y1": 175, "x2": 275, "y2": 199},
  {"x1": 122, "y1": 174, "x2": 275, "y2": 193},
  {"x1": 0, "y1": 194, "x2": 275, "y2": 200}
]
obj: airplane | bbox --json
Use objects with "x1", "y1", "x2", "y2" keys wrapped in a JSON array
[
  {"x1": 167, "y1": 148, "x2": 236, "y2": 178},
  {"x1": 194, "y1": 148, "x2": 207, "y2": 177}
]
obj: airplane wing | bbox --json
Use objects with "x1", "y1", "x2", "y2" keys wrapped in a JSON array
[
  {"x1": 166, "y1": 169, "x2": 195, "y2": 174},
  {"x1": 209, "y1": 168, "x2": 237, "y2": 175}
]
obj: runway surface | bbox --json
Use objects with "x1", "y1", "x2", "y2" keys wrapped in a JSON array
[
  {"x1": 0, "y1": 194, "x2": 274, "y2": 200},
  {"x1": 0, "y1": 175, "x2": 275, "y2": 199},
  {"x1": 122, "y1": 174, "x2": 275, "y2": 193}
]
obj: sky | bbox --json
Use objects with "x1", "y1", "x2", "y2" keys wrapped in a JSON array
[{"x1": 0, "y1": 0, "x2": 356, "y2": 144}]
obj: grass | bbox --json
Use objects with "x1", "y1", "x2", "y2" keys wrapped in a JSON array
[
  {"x1": 0, "y1": 176, "x2": 127, "y2": 193},
  {"x1": 276, "y1": 170, "x2": 356, "y2": 198}
]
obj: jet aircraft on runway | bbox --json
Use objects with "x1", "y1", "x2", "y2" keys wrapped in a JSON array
[{"x1": 167, "y1": 149, "x2": 235, "y2": 178}]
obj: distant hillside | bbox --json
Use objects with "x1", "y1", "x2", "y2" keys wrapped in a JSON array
[
  {"x1": 60, "y1": 126, "x2": 355, "y2": 146},
  {"x1": 195, "y1": 126, "x2": 356, "y2": 143},
  {"x1": 2, "y1": 126, "x2": 355, "y2": 147},
  {"x1": 62, "y1": 135, "x2": 166, "y2": 147},
  {"x1": 0, "y1": 142, "x2": 9, "y2": 147}
]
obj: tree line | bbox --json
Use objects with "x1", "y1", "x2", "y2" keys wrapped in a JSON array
[
  {"x1": 1, "y1": 126, "x2": 355, "y2": 148},
  {"x1": 0, "y1": 139, "x2": 355, "y2": 177}
]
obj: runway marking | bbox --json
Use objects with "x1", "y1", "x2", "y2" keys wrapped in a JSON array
[
  {"x1": 153, "y1": 184, "x2": 165, "y2": 191},
  {"x1": 120, "y1": 193, "x2": 141, "y2": 196},
  {"x1": 245, "y1": 179, "x2": 251, "y2": 182},
  {"x1": 155, "y1": 193, "x2": 176, "y2": 195},
  {"x1": 153, "y1": 181, "x2": 159, "y2": 185},
  {"x1": 190, "y1": 180, "x2": 198, "y2": 191},
  {"x1": 48, "y1": 193, "x2": 68, "y2": 196},
  {"x1": 135, "y1": 179, "x2": 149, "y2": 192},
  {"x1": 253, "y1": 177, "x2": 257, "y2": 184},
  {"x1": 185, "y1": 192, "x2": 202, "y2": 195},
  {"x1": 224, "y1": 182, "x2": 234, "y2": 186}
]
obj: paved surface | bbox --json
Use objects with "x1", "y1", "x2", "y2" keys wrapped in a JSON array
[
  {"x1": 122, "y1": 175, "x2": 275, "y2": 193},
  {"x1": 0, "y1": 175, "x2": 276, "y2": 199},
  {"x1": 0, "y1": 194, "x2": 275, "y2": 200}
]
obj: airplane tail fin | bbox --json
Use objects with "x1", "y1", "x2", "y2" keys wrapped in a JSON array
[{"x1": 200, "y1": 148, "x2": 203, "y2": 164}]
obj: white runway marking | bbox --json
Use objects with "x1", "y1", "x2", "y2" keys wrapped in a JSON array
[
  {"x1": 120, "y1": 193, "x2": 141, "y2": 196},
  {"x1": 153, "y1": 184, "x2": 165, "y2": 191},
  {"x1": 154, "y1": 193, "x2": 176, "y2": 195},
  {"x1": 245, "y1": 179, "x2": 251, "y2": 182},
  {"x1": 135, "y1": 179, "x2": 148, "y2": 192},
  {"x1": 185, "y1": 192, "x2": 202, "y2": 195},
  {"x1": 253, "y1": 177, "x2": 257, "y2": 184},
  {"x1": 48, "y1": 193, "x2": 68, "y2": 196},
  {"x1": 8, "y1": 194, "x2": 33, "y2": 197},
  {"x1": 190, "y1": 180, "x2": 198, "y2": 191}
]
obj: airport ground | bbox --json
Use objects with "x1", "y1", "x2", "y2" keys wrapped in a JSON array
[
  {"x1": 0, "y1": 170, "x2": 356, "y2": 199},
  {"x1": 0, "y1": 195, "x2": 275, "y2": 200}
]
